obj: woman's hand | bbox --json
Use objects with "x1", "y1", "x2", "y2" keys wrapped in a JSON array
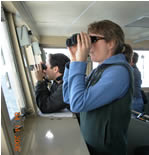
[
  {"x1": 68, "y1": 32, "x2": 91, "y2": 62},
  {"x1": 68, "y1": 46, "x2": 77, "y2": 62},
  {"x1": 76, "y1": 32, "x2": 91, "y2": 62}
]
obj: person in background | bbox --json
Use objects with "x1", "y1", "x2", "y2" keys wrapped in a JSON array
[
  {"x1": 63, "y1": 20, "x2": 133, "y2": 155},
  {"x1": 131, "y1": 52, "x2": 144, "y2": 113},
  {"x1": 34, "y1": 53, "x2": 70, "y2": 113}
]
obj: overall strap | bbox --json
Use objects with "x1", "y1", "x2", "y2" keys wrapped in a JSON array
[
  {"x1": 86, "y1": 63, "x2": 133, "y2": 92},
  {"x1": 86, "y1": 64, "x2": 109, "y2": 88}
]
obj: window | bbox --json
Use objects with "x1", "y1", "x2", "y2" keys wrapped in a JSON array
[
  {"x1": 1, "y1": 21, "x2": 25, "y2": 120},
  {"x1": 44, "y1": 48, "x2": 149, "y2": 88},
  {"x1": 93, "y1": 62, "x2": 99, "y2": 69},
  {"x1": 43, "y1": 48, "x2": 70, "y2": 62},
  {"x1": 134, "y1": 50, "x2": 149, "y2": 88},
  {"x1": 93, "y1": 50, "x2": 149, "y2": 87}
]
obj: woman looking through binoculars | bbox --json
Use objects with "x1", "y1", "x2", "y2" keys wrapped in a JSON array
[{"x1": 63, "y1": 20, "x2": 133, "y2": 155}]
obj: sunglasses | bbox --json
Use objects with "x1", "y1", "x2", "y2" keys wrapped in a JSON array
[
  {"x1": 90, "y1": 36, "x2": 105, "y2": 43},
  {"x1": 66, "y1": 33, "x2": 105, "y2": 47}
]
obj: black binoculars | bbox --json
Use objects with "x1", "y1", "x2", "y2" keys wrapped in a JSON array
[
  {"x1": 29, "y1": 63, "x2": 47, "y2": 71},
  {"x1": 66, "y1": 33, "x2": 105, "y2": 47},
  {"x1": 41, "y1": 64, "x2": 47, "y2": 70}
]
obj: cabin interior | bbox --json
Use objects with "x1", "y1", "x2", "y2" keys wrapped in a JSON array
[{"x1": 1, "y1": 1, "x2": 149, "y2": 155}]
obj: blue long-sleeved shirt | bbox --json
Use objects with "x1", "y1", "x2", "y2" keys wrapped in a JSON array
[{"x1": 63, "y1": 54, "x2": 131, "y2": 113}]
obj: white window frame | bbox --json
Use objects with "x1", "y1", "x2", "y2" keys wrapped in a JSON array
[{"x1": 1, "y1": 18, "x2": 26, "y2": 120}]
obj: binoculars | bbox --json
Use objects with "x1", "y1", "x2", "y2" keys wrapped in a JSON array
[
  {"x1": 66, "y1": 33, "x2": 103, "y2": 47},
  {"x1": 41, "y1": 64, "x2": 47, "y2": 70},
  {"x1": 29, "y1": 63, "x2": 47, "y2": 71}
]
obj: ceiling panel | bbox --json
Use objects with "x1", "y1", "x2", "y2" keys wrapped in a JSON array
[{"x1": 19, "y1": 1, "x2": 149, "y2": 42}]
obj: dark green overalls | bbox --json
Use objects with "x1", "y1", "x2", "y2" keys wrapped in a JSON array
[{"x1": 80, "y1": 63, "x2": 134, "y2": 155}]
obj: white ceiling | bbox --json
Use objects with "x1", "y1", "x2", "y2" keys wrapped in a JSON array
[{"x1": 11, "y1": 1, "x2": 149, "y2": 42}]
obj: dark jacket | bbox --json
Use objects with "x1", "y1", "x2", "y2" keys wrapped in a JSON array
[
  {"x1": 35, "y1": 80, "x2": 69, "y2": 113},
  {"x1": 132, "y1": 64, "x2": 142, "y2": 98},
  {"x1": 131, "y1": 65, "x2": 144, "y2": 112}
]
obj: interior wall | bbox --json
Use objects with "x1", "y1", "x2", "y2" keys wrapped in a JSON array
[
  {"x1": 127, "y1": 40, "x2": 149, "y2": 50},
  {"x1": 40, "y1": 36, "x2": 149, "y2": 50},
  {"x1": 40, "y1": 36, "x2": 67, "y2": 48}
]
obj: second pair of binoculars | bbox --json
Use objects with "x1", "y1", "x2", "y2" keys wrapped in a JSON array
[
  {"x1": 66, "y1": 33, "x2": 105, "y2": 47},
  {"x1": 29, "y1": 63, "x2": 47, "y2": 71}
]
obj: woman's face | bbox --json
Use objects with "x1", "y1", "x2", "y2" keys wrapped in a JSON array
[{"x1": 89, "y1": 33, "x2": 113, "y2": 64}]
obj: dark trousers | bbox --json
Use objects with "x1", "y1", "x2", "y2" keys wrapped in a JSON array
[
  {"x1": 75, "y1": 113, "x2": 80, "y2": 125},
  {"x1": 87, "y1": 143, "x2": 111, "y2": 155}
]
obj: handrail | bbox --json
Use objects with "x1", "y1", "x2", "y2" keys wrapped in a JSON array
[{"x1": 131, "y1": 110, "x2": 149, "y2": 121}]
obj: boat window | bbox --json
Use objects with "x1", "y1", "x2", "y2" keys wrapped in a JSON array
[
  {"x1": 43, "y1": 48, "x2": 70, "y2": 62},
  {"x1": 1, "y1": 21, "x2": 25, "y2": 120}
]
